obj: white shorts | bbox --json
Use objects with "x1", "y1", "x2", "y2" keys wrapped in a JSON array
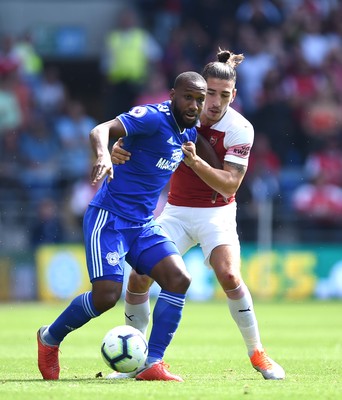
[{"x1": 156, "y1": 202, "x2": 240, "y2": 267}]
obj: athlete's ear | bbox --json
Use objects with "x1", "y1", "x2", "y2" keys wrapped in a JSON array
[
  {"x1": 169, "y1": 88, "x2": 175, "y2": 101},
  {"x1": 231, "y1": 88, "x2": 237, "y2": 103}
]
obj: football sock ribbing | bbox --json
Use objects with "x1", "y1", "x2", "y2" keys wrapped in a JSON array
[
  {"x1": 44, "y1": 291, "x2": 101, "y2": 345},
  {"x1": 225, "y1": 283, "x2": 262, "y2": 355},
  {"x1": 147, "y1": 290, "x2": 185, "y2": 361}
]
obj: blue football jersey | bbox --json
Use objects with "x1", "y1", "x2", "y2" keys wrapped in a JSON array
[{"x1": 90, "y1": 101, "x2": 197, "y2": 222}]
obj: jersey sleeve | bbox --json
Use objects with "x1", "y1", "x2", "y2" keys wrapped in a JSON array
[
  {"x1": 117, "y1": 105, "x2": 161, "y2": 137},
  {"x1": 224, "y1": 121, "x2": 254, "y2": 166}
]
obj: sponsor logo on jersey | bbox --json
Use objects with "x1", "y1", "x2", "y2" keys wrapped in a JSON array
[
  {"x1": 106, "y1": 251, "x2": 120, "y2": 266},
  {"x1": 156, "y1": 158, "x2": 179, "y2": 171},
  {"x1": 129, "y1": 106, "x2": 148, "y2": 118},
  {"x1": 227, "y1": 143, "x2": 251, "y2": 158}
]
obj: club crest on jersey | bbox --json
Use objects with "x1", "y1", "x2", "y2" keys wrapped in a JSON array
[
  {"x1": 171, "y1": 148, "x2": 183, "y2": 162},
  {"x1": 129, "y1": 106, "x2": 148, "y2": 118},
  {"x1": 209, "y1": 136, "x2": 218, "y2": 146},
  {"x1": 106, "y1": 251, "x2": 120, "y2": 266}
]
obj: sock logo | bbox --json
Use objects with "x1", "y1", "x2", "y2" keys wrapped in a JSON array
[
  {"x1": 238, "y1": 306, "x2": 251, "y2": 313},
  {"x1": 125, "y1": 313, "x2": 134, "y2": 321}
]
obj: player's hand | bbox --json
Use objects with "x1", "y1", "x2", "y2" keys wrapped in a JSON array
[
  {"x1": 111, "y1": 137, "x2": 131, "y2": 164},
  {"x1": 181, "y1": 141, "x2": 198, "y2": 167},
  {"x1": 91, "y1": 152, "x2": 113, "y2": 185}
]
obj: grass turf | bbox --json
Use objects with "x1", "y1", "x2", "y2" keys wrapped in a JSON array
[{"x1": 0, "y1": 300, "x2": 341, "y2": 400}]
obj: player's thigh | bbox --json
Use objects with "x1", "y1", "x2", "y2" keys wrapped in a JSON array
[
  {"x1": 157, "y1": 203, "x2": 195, "y2": 255},
  {"x1": 196, "y1": 203, "x2": 240, "y2": 267},
  {"x1": 149, "y1": 253, "x2": 191, "y2": 293}
]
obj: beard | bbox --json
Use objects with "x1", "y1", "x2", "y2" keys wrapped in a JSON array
[{"x1": 172, "y1": 100, "x2": 199, "y2": 129}]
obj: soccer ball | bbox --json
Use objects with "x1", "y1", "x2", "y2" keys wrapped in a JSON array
[{"x1": 101, "y1": 325, "x2": 148, "y2": 373}]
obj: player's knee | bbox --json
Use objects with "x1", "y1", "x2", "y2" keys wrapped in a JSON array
[
  {"x1": 165, "y1": 269, "x2": 191, "y2": 293},
  {"x1": 94, "y1": 292, "x2": 120, "y2": 313},
  {"x1": 179, "y1": 270, "x2": 192, "y2": 292},
  {"x1": 216, "y1": 268, "x2": 241, "y2": 290},
  {"x1": 92, "y1": 284, "x2": 122, "y2": 313}
]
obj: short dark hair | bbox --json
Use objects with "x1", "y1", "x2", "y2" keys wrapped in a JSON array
[{"x1": 174, "y1": 71, "x2": 206, "y2": 88}]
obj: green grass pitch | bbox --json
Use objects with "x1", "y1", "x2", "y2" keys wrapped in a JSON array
[{"x1": 0, "y1": 300, "x2": 341, "y2": 400}]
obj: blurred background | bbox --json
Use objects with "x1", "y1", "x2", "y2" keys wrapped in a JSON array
[{"x1": 1, "y1": 0, "x2": 342, "y2": 302}]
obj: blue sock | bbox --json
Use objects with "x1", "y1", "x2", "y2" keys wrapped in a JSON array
[
  {"x1": 147, "y1": 290, "x2": 185, "y2": 363},
  {"x1": 45, "y1": 291, "x2": 101, "y2": 344}
]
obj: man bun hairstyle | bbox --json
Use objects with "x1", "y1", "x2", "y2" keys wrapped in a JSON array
[{"x1": 202, "y1": 48, "x2": 245, "y2": 83}]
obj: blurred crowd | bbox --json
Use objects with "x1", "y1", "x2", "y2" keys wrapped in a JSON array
[{"x1": 1, "y1": 0, "x2": 342, "y2": 250}]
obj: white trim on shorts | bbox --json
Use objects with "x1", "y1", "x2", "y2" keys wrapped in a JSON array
[{"x1": 157, "y1": 202, "x2": 240, "y2": 267}]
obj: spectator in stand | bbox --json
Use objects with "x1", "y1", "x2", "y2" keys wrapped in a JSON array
[
  {"x1": 252, "y1": 68, "x2": 300, "y2": 166},
  {"x1": 29, "y1": 197, "x2": 65, "y2": 248},
  {"x1": 134, "y1": 69, "x2": 170, "y2": 106},
  {"x1": 101, "y1": 6, "x2": 162, "y2": 119},
  {"x1": 18, "y1": 113, "x2": 60, "y2": 201},
  {"x1": 248, "y1": 132, "x2": 281, "y2": 181},
  {"x1": 301, "y1": 80, "x2": 342, "y2": 140},
  {"x1": 235, "y1": 25, "x2": 277, "y2": 116},
  {"x1": 161, "y1": 21, "x2": 210, "y2": 82},
  {"x1": 282, "y1": 46, "x2": 326, "y2": 155},
  {"x1": 33, "y1": 66, "x2": 67, "y2": 124},
  {"x1": 136, "y1": 0, "x2": 183, "y2": 46},
  {"x1": 235, "y1": 0, "x2": 283, "y2": 33},
  {"x1": 10, "y1": 30, "x2": 43, "y2": 90},
  {"x1": 0, "y1": 63, "x2": 22, "y2": 135},
  {"x1": 303, "y1": 137, "x2": 342, "y2": 187},
  {"x1": 54, "y1": 100, "x2": 96, "y2": 190},
  {"x1": 298, "y1": 13, "x2": 340, "y2": 69},
  {"x1": 292, "y1": 169, "x2": 342, "y2": 242},
  {"x1": 321, "y1": 48, "x2": 342, "y2": 97},
  {"x1": 5, "y1": 60, "x2": 32, "y2": 128},
  {"x1": 291, "y1": 136, "x2": 342, "y2": 241},
  {"x1": 0, "y1": 129, "x2": 24, "y2": 208},
  {"x1": 65, "y1": 176, "x2": 99, "y2": 241}
]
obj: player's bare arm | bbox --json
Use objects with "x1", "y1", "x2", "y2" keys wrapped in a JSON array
[
  {"x1": 111, "y1": 137, "x2": 131, "y2": 165},
  {"x1": 182, "y1": 141, "x2": 246, "y2": 198},
  {"x1": 110, "y1": 133, "x2": 217, "y2": 167},
  {"x1": 90, "y1": 118, "x2": 126, "y2": 185}
]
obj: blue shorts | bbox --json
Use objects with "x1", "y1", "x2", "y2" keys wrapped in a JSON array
[{"x1": 83, "y1": 206, "x2": 180, "y2": 283}]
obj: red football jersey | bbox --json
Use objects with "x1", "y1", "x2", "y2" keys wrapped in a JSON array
[{"x1": 168, "y1": 107, "x2": 254, "y2": 208}]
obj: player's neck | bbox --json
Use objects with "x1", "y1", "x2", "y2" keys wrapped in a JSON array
[{"x1": 200, "y1": 116, "x2": 215, "y2": 128}]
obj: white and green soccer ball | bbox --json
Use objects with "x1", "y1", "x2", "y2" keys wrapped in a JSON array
[{"x1": 101, "y1": 325, "x2": 148, "y2": 373}]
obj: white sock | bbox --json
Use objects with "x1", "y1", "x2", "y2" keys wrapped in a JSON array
[
  {"x1": 226, "y1": 283, "x2": 262, "y2": 356},
  {"x1": 124, "y1": 290, "x2": 150, "y2": 336}
]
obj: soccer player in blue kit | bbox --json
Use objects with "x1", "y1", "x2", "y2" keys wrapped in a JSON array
[{"x1": 37, "y1": 71, "x2": 207, "y2": 382}]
